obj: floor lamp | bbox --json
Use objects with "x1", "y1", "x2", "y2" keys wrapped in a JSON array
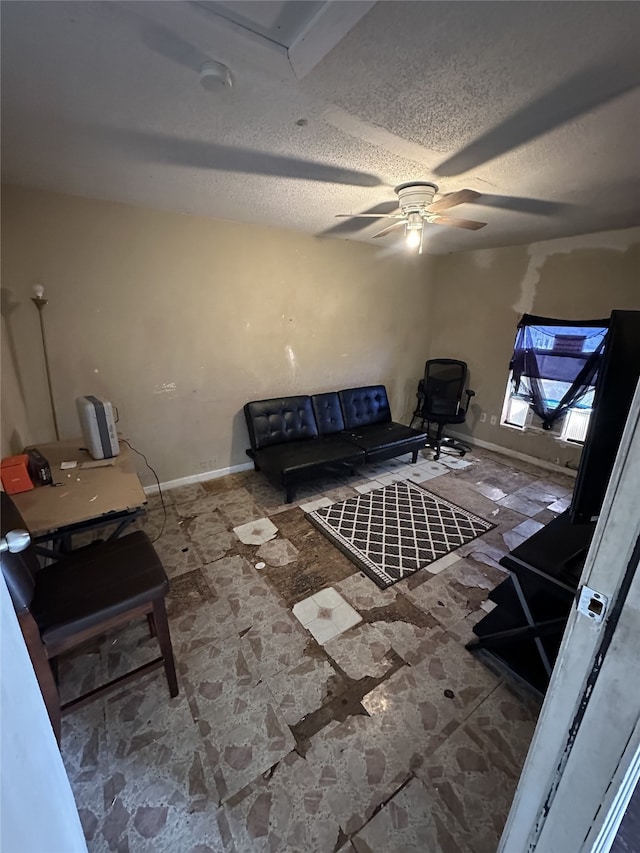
[{"x1": 31, "y1": 284, "x2": 60, "y2": 441}]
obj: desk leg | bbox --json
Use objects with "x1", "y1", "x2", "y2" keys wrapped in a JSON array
[{"x1": 511, "y1": 574, "x2": 554, "y2": 677}]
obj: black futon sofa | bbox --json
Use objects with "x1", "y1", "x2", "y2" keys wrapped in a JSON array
[{"x1": 244, "y1": 385, "x2": 428, "y2": 502}]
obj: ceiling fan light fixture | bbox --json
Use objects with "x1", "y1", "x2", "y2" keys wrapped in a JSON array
[
  {"x1": 405, "y1": 212, "x2": 423, "y2": 250},
  {"x1": 405, "y1": 225, "x2": 422, "y2": 249}
]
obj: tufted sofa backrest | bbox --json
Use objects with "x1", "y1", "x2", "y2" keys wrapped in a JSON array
[
  {"x1": 244, "y1": 396, "x2": 319, "y2": 450},
  {"x1": 339, "y1": 385, "x2": 391, "y2": 430},
  {"x1": 311, "y1": 392, "x2": 345, "y2": 435}
]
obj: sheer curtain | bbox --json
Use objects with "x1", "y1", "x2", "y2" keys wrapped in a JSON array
[{"x1": 510, "y1": 314, "x2": 609, "y2": 430}]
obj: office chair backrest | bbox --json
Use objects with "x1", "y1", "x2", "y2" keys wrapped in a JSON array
[{"x1": 424, "y1": 359, "x2": 468, "y2": 417}]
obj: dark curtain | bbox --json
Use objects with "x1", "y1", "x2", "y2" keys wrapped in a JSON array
[{"x1": 511, "y1": 314, "x2": 609, "y2": 430}]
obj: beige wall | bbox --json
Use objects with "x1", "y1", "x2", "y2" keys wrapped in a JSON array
[
  {"x1": 428, "y1": 228, "x2": 640, "y2": 467},
  {"x1": 1, "y1": 185, "x2": 435, "y2": 483}
]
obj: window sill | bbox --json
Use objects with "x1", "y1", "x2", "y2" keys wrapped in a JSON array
[{"x1": 500, "y1": 421, "x2": 584, "y2": 446}]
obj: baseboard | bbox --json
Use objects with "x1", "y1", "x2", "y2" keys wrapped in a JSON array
[
  {"x1": 144, "y1": 461, "x2": 254, "y2": 496},
  {"x1": 144, "y1": 435, "x2": 574, "y2": 496},
  {"x1": 445, "y1": 431, "x2": 578, "y2": 478}
]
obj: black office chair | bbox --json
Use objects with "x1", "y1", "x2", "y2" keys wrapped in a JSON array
[{"x1": 410, "y1": 359, "x2": 475, "y2": 460}]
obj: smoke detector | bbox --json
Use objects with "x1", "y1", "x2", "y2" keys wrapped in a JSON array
[{"x1": 199, "y1": 60, "x2": 233, "y2": 91}]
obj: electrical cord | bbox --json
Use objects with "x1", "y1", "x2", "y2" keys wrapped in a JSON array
[{"x1": 120, "y1": 438, "x2": 167, "y2": 542}]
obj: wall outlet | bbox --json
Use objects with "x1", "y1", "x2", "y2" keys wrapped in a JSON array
[
  {"x1": 490, "y1": 415, "x2": 498, "y2": 425},
  {"x1": 479, "y1": 412, "x2": 487, "y2": 423}
]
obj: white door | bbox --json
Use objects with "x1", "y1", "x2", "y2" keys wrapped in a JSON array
[
  {"x1": 499, "y1": 380, "x2": 640, "y2": 852},
  {"x1": 0, "y1": 575, "x2": 87, "y2": 852}
]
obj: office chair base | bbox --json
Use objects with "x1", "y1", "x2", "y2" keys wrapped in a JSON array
[{"x1": 427, "y1": 433, "x2": 471, "y2": 461}]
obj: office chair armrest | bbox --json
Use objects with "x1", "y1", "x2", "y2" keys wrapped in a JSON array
[{"x1": 464, "y1": 389, "x2": 476, "y2": 412}]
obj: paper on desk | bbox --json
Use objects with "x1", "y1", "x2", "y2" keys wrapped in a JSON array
[
  {"x1": 80, "y1": 459, "x2": 116, "y2": 469},
  {"x1": 60, "y1": 461, "x2": 77, "y2": 470}
]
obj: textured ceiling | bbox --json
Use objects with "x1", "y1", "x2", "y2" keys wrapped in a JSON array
[{"x1": 2, "y1": 1, "x2": 640, "y2": 254}]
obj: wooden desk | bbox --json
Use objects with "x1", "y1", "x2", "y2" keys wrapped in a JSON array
[{"x1": 13, "y1": 438, "x2": 147, "y2": 552}]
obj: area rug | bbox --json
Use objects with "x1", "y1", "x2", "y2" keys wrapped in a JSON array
[{"x1": 306, "y1": 480, "x2": 495, "y2": 589}]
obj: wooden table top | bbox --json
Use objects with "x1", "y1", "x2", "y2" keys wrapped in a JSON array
[{"x1": 12, "y1": 438, "x2": 147, "y2": 537}]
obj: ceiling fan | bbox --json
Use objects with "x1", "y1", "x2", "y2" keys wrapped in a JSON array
[{"x1": 335, "y1": 182, "x2": 487, "y2": 253}]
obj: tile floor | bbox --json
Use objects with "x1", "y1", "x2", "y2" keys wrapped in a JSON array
[{"x1": 58, "y1": 446, "x2": 576, "y2": 852}]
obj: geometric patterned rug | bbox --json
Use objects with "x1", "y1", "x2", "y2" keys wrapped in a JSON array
[{"x1": 306, "y1": 480, "x2": 495, "y2": 589}]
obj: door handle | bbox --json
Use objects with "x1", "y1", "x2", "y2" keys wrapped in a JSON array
[{"x1": 0, "y1": 529, "x2": 31, "y2": 553}]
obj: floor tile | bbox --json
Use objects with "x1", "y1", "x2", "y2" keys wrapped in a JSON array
[
  {"x1": 165, "y1": 482, "x2": 208, "y2": 505},
  {"x1": 363, "y1": 632, "x2": 501, "y2": 744},
  {"x1": 352, "y1": 776, "x2": 456, "y2": 853},
  {"x1": 184, "y1": 510, "x2": 237, "y2": 565},
  {"x1": 299, "y1": 496, "x2": 334, "y2": 513},
  {"x1": 291, "y1": 595, "x2": 320, "y2": 626},
  {"x1": 472, "y1": 481, "x2": 508, "y2": 502},
  {"x1": 255, "y1": 537, "x2": 299, "y2": 567},
  {"x1": 233, "y1": 517, "x2": 278, "y2": 545},
  {"x1": 154, "y1": 526, "x2": 203, "y2": 579},
  {"x1": 514, "y1": 479, "x2": 568, "y2": 503},
  {"x1": 166, "y1": 568, "x2": 215, "y2": 619},
  {"x1": 187, "y1": 670, "x2": 295, "y2": 804},
  {"x1": 174, "y1": 492, "x2": 224, "y2": 518},
  {"x1": 265, "y1": 657, "x2": 339, "y2": 725},
  {"x1": 355, "y1": 480, "x2": 384, "y2": 494},
  {"x1": 422, "y1": 721, "x2": 517, "y2": 852},
  {"x1": 439, "y1": 455, "x2": 473, "y2": 470},
  {"x1": 241, "y1": 607, "x2": 311, "y2": 680},
  {"x1": 313, "y1": 587, "x2": 348, "y2": 609},
  {"x1": 334, "y1": 571, "x2": 399, "y2": 611},
  {"x1": 375, "y1": 471, "x2": 405, "y2": 486},
  {"x1": 323, "y1": 622, "x2": 393, "y2": 679},
  {"x1": 416, "y1": 460, "x2": 449, "y2": 477},
  {"x1": 214, "y1": 487, "x2": 266, "y2": 527},
  {"x1": 548, "y1": 495, "x2": 571, "y2": 513},
  {"x1": 292, "y1": 586, "x2": 364, "y2": 647},
  {"x1": 305, "y1": 601, "x2": 362, "y2": 644},
  {"x1": 511, "y1": 518, "x2": 545, "y2": 538},
  {"x1": 379, "y1": 456, "x2": 413, "y2": 472},
  {"x1": 496, "y1": 493, "x2": 547, "y2": 517},
  {"x1": 424, "y1": 551, "x2": 462, "y2": 576},
  {"x1": 403, "y1": 570, "x2": 478, "y2": 629},
  {"x1": 404, "y1": 467, "x2": 438, "y2": 484},
  {"x1": 502, "y1": 528, "x2": 527, "y2": 552}
]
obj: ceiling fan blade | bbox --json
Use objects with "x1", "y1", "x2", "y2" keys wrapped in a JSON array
[
  {"x1": 431, "y1": 215, "x2": 487, "y2": 230},
  {"x1": 427, "y1": 189, "x2": 481, "y2": 213},
  {"x1": 335, "y1": 212, "x2": 402, "y2": 219},
  {"x1": 435, "y1": 52, "x2": 640, "y2": 177},
  {"x1": 373, "y1": 221, "x2": 407, "y2": 238},
  {"x1": 320, "y1": 202, "x2": 401, "y2": 237}
]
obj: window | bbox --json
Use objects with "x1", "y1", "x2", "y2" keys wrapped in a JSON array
[{"x1": 501, "y1": 316, "x2": 608, "y2": 443}]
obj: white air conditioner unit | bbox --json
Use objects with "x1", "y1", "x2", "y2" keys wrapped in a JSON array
[
  {"x1": 503, "y1": 397, "x2": 533, "y2": 429},
  {"x1": 561, "y1": 408, "x2": 592, "y2": 443}
]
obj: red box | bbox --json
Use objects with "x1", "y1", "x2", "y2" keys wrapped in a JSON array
[{"x1": 1, "y1": 454, "x2": 34, "y2": 495}]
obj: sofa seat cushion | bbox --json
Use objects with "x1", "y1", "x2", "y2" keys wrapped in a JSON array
[
  {"x1": 252, "y1": 437, "x2": 365, "y2": 482},
  {"x1": 345, "y1": 422, "x2": 427, "y2": 459}
]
